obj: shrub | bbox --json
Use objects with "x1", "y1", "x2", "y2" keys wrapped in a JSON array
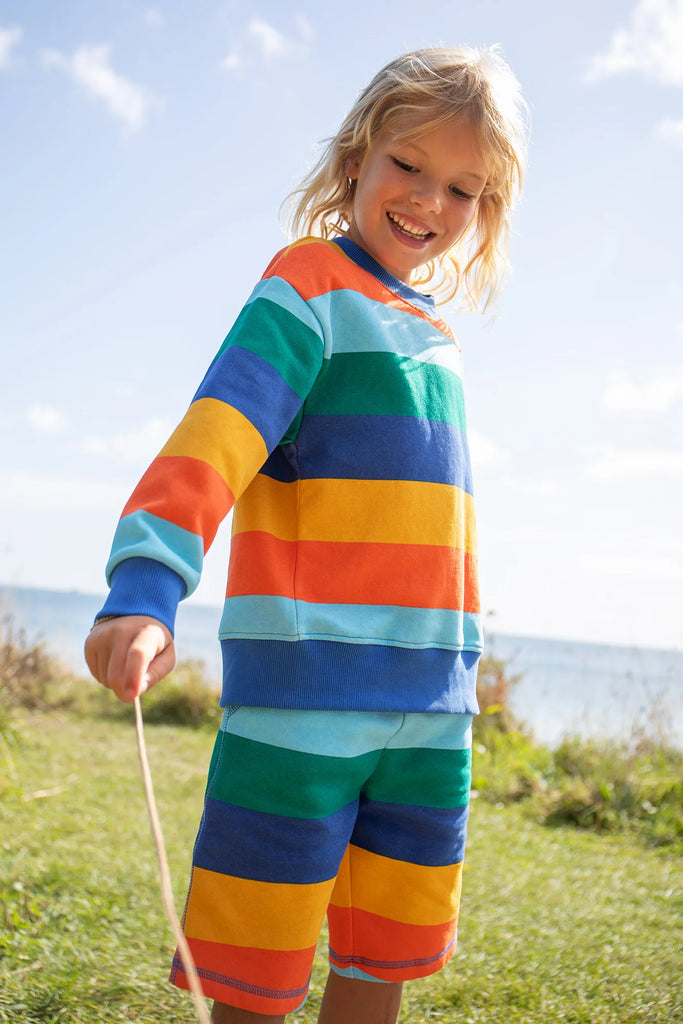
[
  {"x1": 104, "y1": 658, "x2": 221, "y2": 729},
  {"x1": 474, "y1": 653, "x2": 523, "y2": 734},
  {"x1": 0, "y1": 614, "x2": 71, "y2": 712},
  {"x1": 532, "y1": 735, "x2": 683, "y2": 846}
]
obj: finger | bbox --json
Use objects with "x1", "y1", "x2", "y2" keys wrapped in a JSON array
[
  {"x1": 122, "y1": 625, "x2": 169, "y2": 700},
  {"x1": 106, "y1": 633, "x2": 134, "y2": 696},
  {"x1": 83, "y1": 634, "x2": 98, "y2": 681},
  {"x1": 144, "y1": 643, "x2": 176, "y2": 690},
  {"x1": 85, "y1": 632, "x2": 113, "y2": 688}
]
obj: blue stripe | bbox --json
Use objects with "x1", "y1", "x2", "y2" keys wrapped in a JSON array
[
  {"x1": 350, "y1": 798, "x2": 469, "y2": 866},
  {"x1": 296, "y1": 414, "x2": 472, "y2": 489},
  {"x1": 219, "y1": 595, "x2": 482, "y2": 652},
  {"x1": 193, "y1": 797, "x2": 355, "y2": 883},
  {"x1": 193, "y1": 344, "x2": 303, "y2": 452},
  {"x1": 258, "y1": 446, "x2": 299, "y2": 483},
  {"x1": 220, "y1": 640, "x2": 480, "y2": 714},
  {"x1": 106, "y1": 510, "x2": 203, "y2": 595},
  {"x1": 98, "y1": 556, "x2": 186, "y2": 635},
  {"x1": 333, "y1": 237, "x2": 438, "y2": 315}
]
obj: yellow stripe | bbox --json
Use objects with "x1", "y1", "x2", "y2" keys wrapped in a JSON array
[
  {"x1": 233, "y1": 474, "x2": 300, "y2": 541},
  {"x1": 234, "y1": 475, "x2": 477, "y2": 553},
  {"x1": 184, "y1": 866, "x2": 335, "y2": 949},
  {"x1": 160, "y1": 398, "x2": 267, "y2": 501},
  {"x1": 329, "y1": 846, "x2": 463, "y2": 926}
]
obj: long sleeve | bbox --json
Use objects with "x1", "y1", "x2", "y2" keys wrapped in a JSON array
[{"x1": 98, "y1": 272, "x2": 325, "y2": 633}]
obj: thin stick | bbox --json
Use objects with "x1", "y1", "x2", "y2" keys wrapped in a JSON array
[{"x1": 134, "y1": 695, "x2": 212, "y2": 1024}]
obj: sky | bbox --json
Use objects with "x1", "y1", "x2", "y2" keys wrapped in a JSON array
[{"x1": 1, "y1": 0, "x2": 682, "y2": 651}]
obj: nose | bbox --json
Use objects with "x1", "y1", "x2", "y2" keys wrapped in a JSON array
[{"x1": 410, "y1": 178, "x2": 441, "y2": 212}]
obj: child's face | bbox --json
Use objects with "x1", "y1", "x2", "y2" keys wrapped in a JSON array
[{"x1": 346, "y1": 117, "x2": 488, "y2": 284}]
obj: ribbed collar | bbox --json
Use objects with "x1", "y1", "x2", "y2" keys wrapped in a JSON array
[{"x1": 333, "y1": 236, "x2": 437, "y2": 317}]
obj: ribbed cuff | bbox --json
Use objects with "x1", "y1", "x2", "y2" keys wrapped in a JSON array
[{"x1": 97, "y1": 557, "x2": 187, "y2": 636}]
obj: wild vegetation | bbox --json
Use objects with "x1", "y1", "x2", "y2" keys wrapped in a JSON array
[
  {"x1": 2, "y1": 617, "x2": 681, "y2": 849},
  {"x1": 1, "y1": 617, "x2": 681, "y2": 1022}
]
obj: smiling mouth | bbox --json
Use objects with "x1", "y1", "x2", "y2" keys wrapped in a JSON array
[{"x1": 387, "y1": 212, "x2": 434, "y2": 241}]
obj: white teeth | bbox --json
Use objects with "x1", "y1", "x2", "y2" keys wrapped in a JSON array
[{"x1": 388, "y1": 212, "x2": 430, "y2": 238}]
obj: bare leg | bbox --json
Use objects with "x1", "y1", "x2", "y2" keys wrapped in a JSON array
[
  {"x1": 318, "y1": 971, "x2": 403, "y2": 1024},
  {"x1": 210, "y1": 1002, "x2": 285, "y2": 1024}
]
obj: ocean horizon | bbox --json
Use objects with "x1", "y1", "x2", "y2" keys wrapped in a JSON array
[{"x1": 1, "y1": 583, "x2": 681, "y2": 748}]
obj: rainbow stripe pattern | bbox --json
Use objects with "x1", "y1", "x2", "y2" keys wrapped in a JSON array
[
  {"x1": 100, "y1": 236, "x2": 483, "y2": 713},
  {"x1": 170, "y1": 707, "x2": 473, "y2": 1014}
]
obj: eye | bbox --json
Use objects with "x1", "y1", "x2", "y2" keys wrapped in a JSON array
[
  {"x1": 392, "y1": 157, "x2": 418, "y2": 173},
  {"x1": 449, "y1": 185, "x2": 476, "y2": 201}
]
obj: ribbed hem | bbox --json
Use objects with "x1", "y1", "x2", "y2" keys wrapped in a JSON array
[
  {"x1": 220, "y1": 638, "x2": 480, "y2": 714},
  {"x1": 97, "y1": 557, "x2": 186, "y2": 635}
]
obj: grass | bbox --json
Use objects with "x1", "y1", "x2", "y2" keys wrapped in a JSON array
[{"x1": 1, "y1": 710, "x2": 681, "y2": 1023}]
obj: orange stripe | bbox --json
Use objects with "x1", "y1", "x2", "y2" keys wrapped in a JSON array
[
  {"x1": 261, "y1": 238, "x2": 454, "y2": 335},
  {"x1": 121, "y1": 455, "x2": 234, "y2": 552},
  {"x1": 172, "y1": 936, "x2": 315, "y2": 1015},
  {"x1": 226, "y1": 532, "x2": 480, "y2": 613},
  {"x1": 327, "y1": 905, "x2": 456, "y2": 981}
]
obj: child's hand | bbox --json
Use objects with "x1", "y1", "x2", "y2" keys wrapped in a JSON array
[{"x1": 84, "y1": 615, "x2": 176, "y2": 703}]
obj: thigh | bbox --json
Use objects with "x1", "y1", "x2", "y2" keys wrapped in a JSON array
[
  {"x1": 171, "y1": 708, "x2": 393, "y2": 1015},
  {"x1": 327, "y1": 712, "x2": 473, "y2": 984}
]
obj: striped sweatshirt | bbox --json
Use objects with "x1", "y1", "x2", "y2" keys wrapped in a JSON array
[{"x1": 99, "y1": 236, "x2": 483, "y2": 714}]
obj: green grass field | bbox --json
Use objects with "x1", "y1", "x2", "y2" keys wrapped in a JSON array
[{"x1": 1, "y1": 711, "x2": 681, "y2": 1023}]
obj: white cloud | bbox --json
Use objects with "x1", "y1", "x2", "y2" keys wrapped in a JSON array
[
  {"x1": 583, "y1": 0, "x2": 683, "y2": 87},
  {"x1": 248, "y1": 17, "x2": 290, "y2": 60},
  {"x1": 579, "y1": 548, "x2": 683, "y2": 580},
  {"x1": 0, "y1": 25, "x2": 22, "y2": 69},
  {"x1": 222, "y1": 15, "x2": 314, "y2": 72},
  {"x1": 83, "y1": 417, "x2": 172, "y2": 464},
  {"x1": 583, "y1": 442, "x2": 683, "y2": 479},
  {"x1": 0, "y1": 471, "x2": 124, "y2": 510},
  {"x1": 577, "y1": 535, "x2": 683, "y2": 580},
  {"x1": 42, "y1": 44, "x2": 156, "y2": 131},
  {"x1": 656, "y1": 116, "x2": 683, "y2": 147},
  {"x1": 294, "y1": 15, "x2": 315, "y2": 42},
  {"x1": 222, "y1": 51, "x2": 242, "y2": 72},
  {"x1": 144, "y1": 8, "x2": 166, "y2": 28},
  {"x1": 468, "y1": 429, "x2": 510, "y2": 473},
  {"x1": 27, "y1": 404, "x2": 67, "y2": 434},
  {"x1": 602, "y1": 367, "x2": 683, "y2": 414}
]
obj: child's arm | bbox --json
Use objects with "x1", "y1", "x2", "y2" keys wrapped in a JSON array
[
  {"x1": 88, "y1": 252, "x2": 325, "y2": 693},
  {"x1": 84, "y1": 615, "x2": 175, "y2": 703}
]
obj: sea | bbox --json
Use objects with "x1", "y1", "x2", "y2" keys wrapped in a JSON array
[{"x1": 1, "y1": 584, "x2": 681, "y2": 748}]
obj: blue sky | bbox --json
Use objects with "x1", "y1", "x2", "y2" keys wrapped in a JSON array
[{"x1": 1, "y1": 0, "x2": 682, "y2": 650}]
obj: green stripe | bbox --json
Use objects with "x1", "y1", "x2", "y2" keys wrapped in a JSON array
[
  {"x1": 217, "y1": 297, "x2": 324, "y2": 399},
  {"x1": 305, "y1": 352, "x2": 466, "y2": 427},
  {"x1": 365, "y1": 747, "x2": 472, "y2": 809},
  {"x1": 208, "y1": 733, "x2": 379, "y2": 819}
]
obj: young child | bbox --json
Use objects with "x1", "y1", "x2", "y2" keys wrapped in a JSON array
[{"x1": 85, "y1": 45, "x2": 527, "y2": 1024}]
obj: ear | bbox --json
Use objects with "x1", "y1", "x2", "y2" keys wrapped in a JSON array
[{"x1": 346, "y1": 156, "x2": 361, "y2": 181}]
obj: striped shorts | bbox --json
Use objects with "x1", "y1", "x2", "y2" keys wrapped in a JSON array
[{"x1": 170, "y1": 706, "x2": 473, "y2": 1015}]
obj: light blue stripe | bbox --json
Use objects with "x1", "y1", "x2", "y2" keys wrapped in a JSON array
[
  {"x1": 245, "y1": 276, "x2": 323, "y2": 340},
  {"x1": 329, "y1": 964, "x2": 390, "y2": 983},
  {"x1": 106, "y1": 510, "x2": 203, "y2": 595},
  {"x1": 386, "y1": 712, "x2": 473, "y2": 751},
  {"x1": 219, "y1": 595, "x2": 482, "y2": 652},
  {"x1": 308, "y1": 289, "x2": 463, "y2": 374},
  {"x1": 220, "y1": 706, "x2": 404, "y2": 756},
  {"x1": 219, "y1": 707, "x2": 472, "y2": 756}
]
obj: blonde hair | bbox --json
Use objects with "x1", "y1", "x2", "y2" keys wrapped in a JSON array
[{"x1": 283, "y1": 46, "x2": 529, "y2": 308}]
